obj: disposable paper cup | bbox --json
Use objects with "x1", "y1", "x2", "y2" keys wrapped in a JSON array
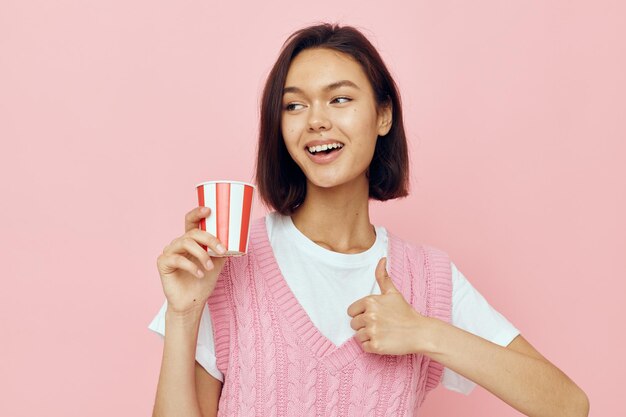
[{"x1": 196, "y1": 180, "x2": 255, "y2": 256}]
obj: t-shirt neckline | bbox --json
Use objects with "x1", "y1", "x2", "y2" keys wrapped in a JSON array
[{"x1": 279, "y1": 213, "x2": 387, "y2": 267}]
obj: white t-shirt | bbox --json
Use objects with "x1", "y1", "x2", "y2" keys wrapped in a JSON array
[{"x1": 149, "y1": 212, "x2": 520, "y2": 395}]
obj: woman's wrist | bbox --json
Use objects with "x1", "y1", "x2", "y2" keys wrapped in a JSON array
[
  {"x1": 165, "y1": 305, "x2": 204, "y2": 328},
  {"x1": 413, "y1": 316, "x2": 447, "y2": 357}
]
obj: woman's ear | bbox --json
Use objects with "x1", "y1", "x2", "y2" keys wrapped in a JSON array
[{"x1": 377, "y1": 102, "x2": 393, "y2": 137}]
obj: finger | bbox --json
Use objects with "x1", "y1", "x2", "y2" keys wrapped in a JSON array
[
  {"x1": 361, "y1": 339, "x2": 378, "y2": 354},
  {"x1": 355, "y1": 327, "x2": 370, "y2": 343},
  {"x1": 347, "y1": 299, "x2": 366, "y2": 318},
  {"x1": 375, "y1": 257, "x2": 397, "y2": 294},
  {"x1": 186, "y1": 228, "x2": 227, "y2": 256},
  {"x1": 350, "y1": 314, "x2": 365, "y2": 331},
  {"x1": 185, "y1": 206, "x2": 211, "y2": 233},
  {"x1": 158, "y1": 253, "x2": 204, "y2": 278},
  {"x1": 164, "y1": 236, "x2": 215, "y2": 271}
]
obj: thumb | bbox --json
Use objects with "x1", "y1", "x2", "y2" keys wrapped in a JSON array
[{"x1": 375, "y1": 257, "x2": 397, "y2": 294}]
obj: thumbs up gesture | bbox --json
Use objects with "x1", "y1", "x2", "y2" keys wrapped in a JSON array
[{"x1": 347, "y1": 257, "x2": 432, "y2": 356}]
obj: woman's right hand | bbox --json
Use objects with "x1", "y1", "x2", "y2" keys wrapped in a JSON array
[{"x1": 156, "y1": 206, "x2": 227, "y2": 315}]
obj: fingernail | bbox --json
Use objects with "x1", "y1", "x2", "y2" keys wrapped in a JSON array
[
  {"x1": 201, "y1": 206, "x2": 209, "y2": 212},
  {"x1": 196, "y1": 269, "x2": 204, "y2": 278},
  {"x1": 216, "y1": 244, "x2": 226, "y2": 254},
  {"x1": 206, "y1": 260, "x2": 213, "y2": 269}
]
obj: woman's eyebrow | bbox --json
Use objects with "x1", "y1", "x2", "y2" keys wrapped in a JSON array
[
  {"x1": 283, "y1": 80, "x2": 360, "y2": 95},
  {"x1": 324, "y1": 80, "x2": 360, "y2": 92}
]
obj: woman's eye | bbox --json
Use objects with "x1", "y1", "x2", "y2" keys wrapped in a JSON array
[
  {"x1": 332, "y1": 96, "x2": 352, "y2": 104},
  {"x1": 285, "y1": 103, "x2": 304, "y2": 111}
]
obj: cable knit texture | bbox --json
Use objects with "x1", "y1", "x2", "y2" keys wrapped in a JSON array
[{"x1": 206, "y1": 217, "x2": 452, "y2": 416}]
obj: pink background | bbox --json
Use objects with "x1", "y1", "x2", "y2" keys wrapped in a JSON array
[{"x1": 1, "y1": 1, "x2": 624, "y2": 416}]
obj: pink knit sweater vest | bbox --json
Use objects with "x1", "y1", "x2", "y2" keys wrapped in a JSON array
[{"x1": 207, "y1": 217, "x2": 452, "y2": 416}]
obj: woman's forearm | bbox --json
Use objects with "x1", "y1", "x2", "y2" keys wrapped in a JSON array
[
  {"x1": 423, "y1": 318, "x2": 589, "y2": 417},
  {"x1": 152, "y1": 308, "x2": 204, "y2": 417}
]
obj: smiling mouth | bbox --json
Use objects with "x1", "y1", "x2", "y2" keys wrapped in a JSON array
[{"x1": 306, "y1": 142, "x2": 344, "y2": 155}]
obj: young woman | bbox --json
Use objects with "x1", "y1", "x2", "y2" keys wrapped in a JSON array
[{"x1": 149, "y1": 23, "x2": 589, "y2": 417}]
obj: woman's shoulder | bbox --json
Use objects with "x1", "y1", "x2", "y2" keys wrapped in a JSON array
[
  {"x1": 383, "y1": 227, "x2": 451, "y2": 262},
  {"x1": 222, "y1": 213, "x2": 276, "y2": 271}
]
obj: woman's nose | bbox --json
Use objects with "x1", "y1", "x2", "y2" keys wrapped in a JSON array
[{"x1": 307, "y1": 104, "x2": 331, "y2": 132}]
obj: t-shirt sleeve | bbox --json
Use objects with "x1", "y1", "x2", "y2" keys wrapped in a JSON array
[
  {"x1": 147, "y1": 300, "x2": 224, "y2": 382},
  {"x1": 441, "y1": 262, "x2": 521, "y2": 395}
]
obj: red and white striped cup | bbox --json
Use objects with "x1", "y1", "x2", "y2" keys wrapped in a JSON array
[{"x1": 196, "y1": 180, "x2": 255, "y2": 256}]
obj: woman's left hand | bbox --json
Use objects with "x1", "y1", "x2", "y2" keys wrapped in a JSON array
[{"x1": 347, "y1": 257, "x2": 432, "y2": 356}]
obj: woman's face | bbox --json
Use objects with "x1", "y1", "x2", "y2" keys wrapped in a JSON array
[{"x1": 281, "y1": 48, "x2": 392, "y2": 191}]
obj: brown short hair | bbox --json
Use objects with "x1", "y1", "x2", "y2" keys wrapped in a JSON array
[{"x1": 256, "y1": 23, "x2": 409, "y2": 215}]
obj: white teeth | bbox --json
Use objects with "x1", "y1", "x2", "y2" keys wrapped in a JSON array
[{"x1": 308, "y1": 143, "x2": 344, "y2": 154}]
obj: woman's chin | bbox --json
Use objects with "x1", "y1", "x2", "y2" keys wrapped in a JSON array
[{"x1": 306, "y1": 173, "x2": 368, "y2": 192}]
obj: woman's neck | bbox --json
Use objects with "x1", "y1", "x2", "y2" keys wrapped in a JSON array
[{"x1": 290, "y1": 178, "x2": 375, "y2": 254}]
